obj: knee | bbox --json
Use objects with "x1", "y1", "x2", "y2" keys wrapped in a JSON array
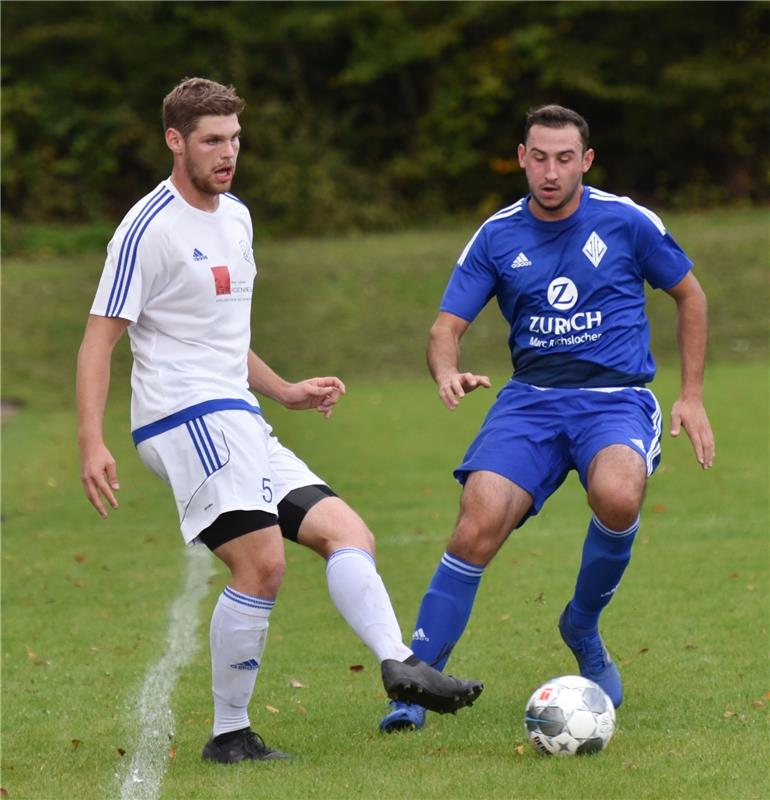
[
  {"x1": 448, "y1": 518, "x2": 503, "y2": 566},
  {"x1": 323, "y1": 526, "x2": 376, "y2": 559},
  {"x1": 587, "y1": 482, "x2": 642, "y2": 530},
  {"x1": 232, "y1": 552, "x2": 286, "y2": 598}
]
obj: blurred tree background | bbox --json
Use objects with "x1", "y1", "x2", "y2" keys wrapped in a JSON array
[{"x1": 2, "y1": 0, "x2": 769, "y2": 240}]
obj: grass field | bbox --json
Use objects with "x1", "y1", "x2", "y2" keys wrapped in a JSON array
[{"x1": 2, "y1": 208, "x2": 769, "y2": 799}]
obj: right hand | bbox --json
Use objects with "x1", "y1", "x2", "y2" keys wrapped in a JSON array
[
  {"x1": 80, "y1": 441, "x2": 120, "y2": 518},
  {"x1": 437, "y1": 371, "x2": 491, "y2": 410}
]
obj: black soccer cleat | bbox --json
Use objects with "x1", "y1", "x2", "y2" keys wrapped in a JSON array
[
  {"x1": 380, "y1": 654, "x2": 484, "y2": 714},
  {"x1": 201, "y1": 727, "x2": 290, "y2": 763}
]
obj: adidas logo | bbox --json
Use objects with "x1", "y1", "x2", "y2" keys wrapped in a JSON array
[
  {"x1": 412, "y1": 627, "x2": 430, "y2": 642},
  {"x1": 230, "y1": 658, "x2": 260, "y2": 671},
  {"x1": 193, "y1": 248, "x2": 208, "y2": 261},
  {"x1": 510, "y1": 252, "x2": 532, "y2": 269}
]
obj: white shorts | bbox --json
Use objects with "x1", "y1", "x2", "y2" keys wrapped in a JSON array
[{"x1": 136, "y1": 410, "x2": 324, "y2": 544}]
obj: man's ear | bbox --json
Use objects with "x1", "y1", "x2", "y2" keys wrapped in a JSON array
[{"x1": 165, "y1": 127, "x2": 184, "y2": 155}]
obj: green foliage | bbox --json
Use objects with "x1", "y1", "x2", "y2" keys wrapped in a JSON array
[{"x1": 2, "y1": 1, "x2": 769, "y2": 235}]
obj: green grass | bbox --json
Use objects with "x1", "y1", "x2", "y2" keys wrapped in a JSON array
[
  {"x1": 2, "y1": 365, "x2": 768, "y2": 799},
  {"x1": 2, "y1": 209, "x2": 769, "y2": 798},
  {"x1": 1, "y1": 207, "x2": 768, "y2": 411}
]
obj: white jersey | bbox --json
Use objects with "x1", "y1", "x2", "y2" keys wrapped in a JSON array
[{"x1": 91, "y1": 179, "x2": 260, "y2": 435}]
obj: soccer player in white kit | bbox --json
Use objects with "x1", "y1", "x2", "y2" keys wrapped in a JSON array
[{"x1": 77, "y1": 77, "x2": 482, "y2": 763}]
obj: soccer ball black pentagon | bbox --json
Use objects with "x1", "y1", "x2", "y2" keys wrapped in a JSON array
[{"x1": 524, "y1": 675, "x2": 616, "y2": 756}]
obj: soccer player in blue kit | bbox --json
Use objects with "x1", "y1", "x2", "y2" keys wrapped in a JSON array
[{"x1": 380, "y1": 104, "x2": 715, "y2": 732}]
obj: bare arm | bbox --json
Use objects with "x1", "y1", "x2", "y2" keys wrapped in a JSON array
[
  {"x1": 77, "y1": 315, "x2": 130, "y2": 516},
  {"x1": 247, "y1": 350, "x2": 346, "y2": 419},
  {"x1": 427, "y1": 311, "x2": 491, "y2": 410},
  {"x1": 665, "y1": 271, "x2": 715, "y2": 469}
]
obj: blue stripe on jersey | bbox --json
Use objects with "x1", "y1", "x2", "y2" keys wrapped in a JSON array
[
  {"x1": 132, "y1": 398, "x2": 263, "y2": 445},
  {"x1": 106, "y1": 186, "x2": 175, "y2": 317},
  {"x1": 224, "y1": 191, "x2": 247, "y2": 207}
]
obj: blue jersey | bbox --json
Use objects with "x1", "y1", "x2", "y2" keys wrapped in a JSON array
[{"x1": 440, "y1": 186, "x2": 692, "y2": 387}]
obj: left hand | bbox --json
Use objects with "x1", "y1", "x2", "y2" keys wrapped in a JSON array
[
  {"x1": 670, "y1": 396, "x2": 715, "y2": 469},
  {"x1": 282, "y1": 377, "x2": 346, "y2": 418}
]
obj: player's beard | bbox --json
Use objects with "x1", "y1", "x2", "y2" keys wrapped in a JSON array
[
  {"x1": 184, "y1": 153, "x2": 235, "y2": 197},
  {"x1": 530, "y1": 179, "x2": 582, "y2": 216}
]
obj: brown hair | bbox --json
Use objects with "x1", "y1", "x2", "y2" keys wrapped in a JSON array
[
  {"x1": 524, "y1": 105, "x2": 590, "y2": 151},
  {"x1": 162, "y1": 77, "x2": 245, "y2": 138}
]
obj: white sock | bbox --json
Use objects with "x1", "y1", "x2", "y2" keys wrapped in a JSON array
[
  {"x1": 326, "y1": 547, "x2": 412, "y2": 663},
  {"x1": 210, "y1": 586, "x2": 274, "y2": 737}
]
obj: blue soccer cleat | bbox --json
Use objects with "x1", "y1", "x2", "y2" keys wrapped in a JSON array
[
  {"x1": 379, "y1": 700, "x2": 427, "y2": 733},
  {"x1": 558, "y1": 605, "x2": 623, "y2": 709}
]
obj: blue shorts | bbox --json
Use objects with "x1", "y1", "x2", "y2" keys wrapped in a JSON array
[{"x1": 455, "y1": 381, "x2": 662, "y2": 526}]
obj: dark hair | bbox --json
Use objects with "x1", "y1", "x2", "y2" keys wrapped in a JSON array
[
  {"x1": 524, "y1": 105, "x2": 590, "y2": 150},
  {"x1": 162, "y1": 77, "x2": 245, "y2": 138}
]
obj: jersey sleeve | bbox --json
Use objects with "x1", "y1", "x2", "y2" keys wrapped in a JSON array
[
  {"x1": 439, "y1": 226, "x2": 497, "y2": 321},
  {"x1": 633, "y1": 209, "x2": 693, "y2": 290},
  {"x1": 90, "y1": 214, "x2": 164, "y2": 322}
]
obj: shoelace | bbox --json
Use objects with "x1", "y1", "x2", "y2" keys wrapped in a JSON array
[
  {"x1": 243, "y1": 730, "x2": 272, "y2": 757},
  {"x1": 574, "y1": 632, "x2": 608, "y2": 674}
]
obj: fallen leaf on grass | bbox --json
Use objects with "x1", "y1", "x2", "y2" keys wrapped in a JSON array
[
  {"x1": 349, "y1": 664, "x2": 364, "y2": 672},
  {"x1": 1, "y1": 787, "x2": 8, "y2": 797},
  {"x1": 71, "y1": 739, "x2": 82, "y2": 750},
  {"x1": 534, "y1": 592, "x2": 545, "y2": 603},
  {"x1": 117, "y1": 748, "x2": 126, "y2": 757},
  {"x1": 652, "y1": 503, "x2": 667, "y2": 513},
  {"x1": 289, "y1": 678, "x2": 307, "y2": 688},
  {"x1": 265, "y1": 705, "x2": 280, "y2": 714},
  {"x1": 167, "y1": 746, "x2": 177, "y2": 760},
  {"x1": 723, "y1": 710, "x2": 737, "y2": 718},
  {"x1": 763, "y1": 691, "x2": 770, "y2": 700},
  {"x1": 751, "y1": 700, "x2": 765, "y2": 709},
  {"x1": 74, "y1": 554, "x2": 86, "y2": 563},
  {"x1": 499, "y1": 613, "x2": 511, "y2": 621},
  {"x1": 25, "y1": 646, "x2": 50, "y2": 666},
  {"x1": 514, "y1": 744, "x2": 526, "y2": 755}
]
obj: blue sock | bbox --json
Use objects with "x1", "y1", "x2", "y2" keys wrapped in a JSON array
[
  {"x1": 410, "y1": 551, "x2": 484, "y2": 672},
  {"x1": 569, "y1": 515, "x2": 639, "y2": 630}
]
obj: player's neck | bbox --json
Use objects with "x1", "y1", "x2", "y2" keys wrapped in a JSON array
[{"x1": 169, "y1": 171, "x2": 220, "y2": 213}]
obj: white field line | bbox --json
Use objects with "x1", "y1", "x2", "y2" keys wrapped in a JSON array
[{"x1": 118, "y1": 546, "x2": 212, "y2": 800}]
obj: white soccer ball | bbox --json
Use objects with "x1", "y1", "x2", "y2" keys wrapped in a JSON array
[{"x1": 524, "y1": 675, "x2": 616, "y2": 756}]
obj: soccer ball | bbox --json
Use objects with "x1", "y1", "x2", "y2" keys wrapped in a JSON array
[{"x1": 524, "y1": 675, "x2": 616, "y2": 756}]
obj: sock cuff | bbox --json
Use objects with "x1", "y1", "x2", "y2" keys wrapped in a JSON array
[
  {"x1": 326, "y1": 547, "x2": 376, "y2": 572},
  {"x1": 221, "y1": 586, "x2": 275, "y2": 617},
  {"x1": 439, "y1": 551, "x2": 484, "y2": 583},
  {"x1": 592, "y1": 514, "x2": 640, "y2": 537}
]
